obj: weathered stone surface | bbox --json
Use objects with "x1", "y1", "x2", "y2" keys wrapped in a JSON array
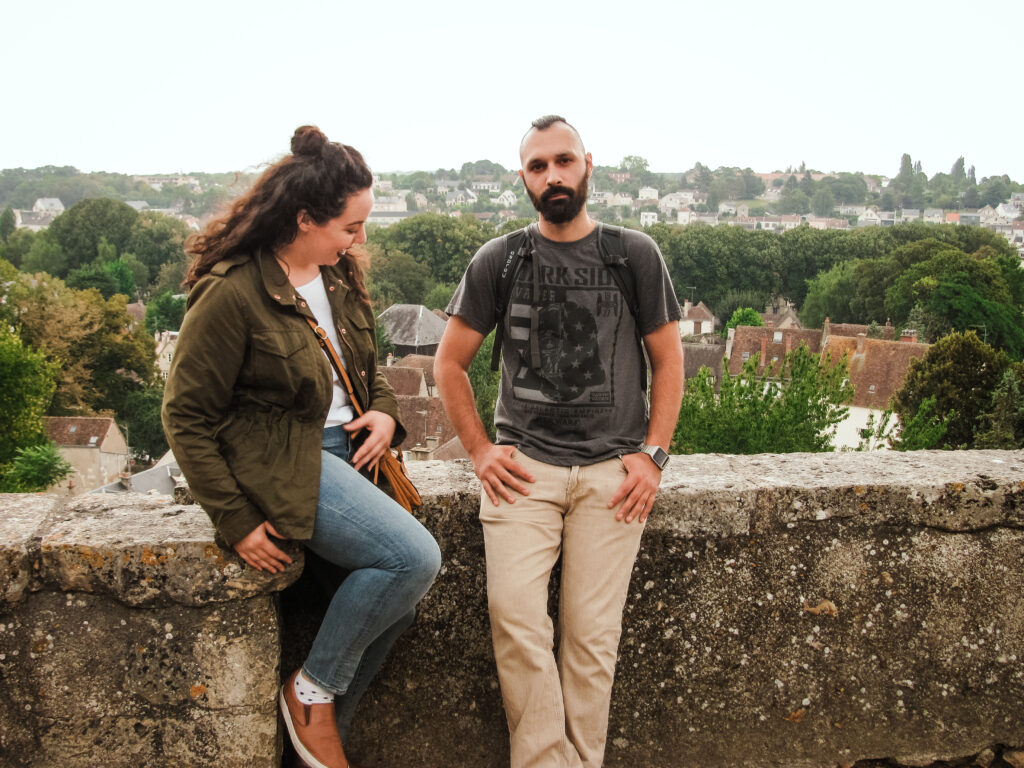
[
  {"x1": 0, "y1": 590, "x2": 280, "y2": 767},
  {"x1": 33, "y1": 492, "x2": 303, "y2": 605},
  {"x1": 342, "y1": 452, "x2": 1024, "y2": 768},
  {"x1": 0, "y1": 495, "x2": 60, "y2": 607},
  {"x1": 3, "y1": 450, "x2": 1023, "y2": 768}
]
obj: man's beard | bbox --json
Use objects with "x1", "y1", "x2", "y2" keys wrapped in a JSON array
[{"x1": 527, "y1": 174, "x2": 589, "y2": 224}]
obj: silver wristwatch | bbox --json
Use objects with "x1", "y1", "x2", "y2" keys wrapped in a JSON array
[{"x1": 639, "y1": 443, "x2": 669, "y2": 470}]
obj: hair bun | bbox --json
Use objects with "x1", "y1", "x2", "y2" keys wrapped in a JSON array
[{"x1": 291, "y1": 125, "x2": 329, "y2": 157}]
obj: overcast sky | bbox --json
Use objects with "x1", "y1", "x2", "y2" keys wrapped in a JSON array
[{"x1": 3, "y1": 0, "x2": 1021, "y2": 181}]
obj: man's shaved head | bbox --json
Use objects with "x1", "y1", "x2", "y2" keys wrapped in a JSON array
[{"x1": 519, "y1": 115, "x2": 586, "y2": 161}]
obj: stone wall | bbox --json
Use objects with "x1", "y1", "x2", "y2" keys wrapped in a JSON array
[{"x1": 2, "y1": 451, "x2": 1023, "y2": 768}]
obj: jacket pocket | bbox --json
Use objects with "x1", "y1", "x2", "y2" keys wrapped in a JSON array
[{"x1": 248, "y1": 329, "x2": 311, "y2": 402}]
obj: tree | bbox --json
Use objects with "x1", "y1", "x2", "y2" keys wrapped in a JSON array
[
  {"x1": 371, "y1": 213, "x2": 491, "y2": 285},
  {"x1": 725, "y1": 307, "x2": 764, "y2": 333},
  {"x1": 0, "y1": 325, "x2": 58, "y2": 468},
  {"x1": 811, "y1": 187, "x2": 835, "y2": 217},
  {"x1": 47, "y1": 198, "x2": 138, "y2": 275},
  {"x1": 119, "y1": 386, "x2": 169, "y2": 462},
  {"x1": 66, "y1": 264, "x2": 122, "y2": 299},
  {"x1": 0, "y1": 441, "x2": 72, "y2": 493},
  {"x1": 0, "y1": 228, "x2": 35, "y2": 268},
  {"x1": 672, "y1": 344, "x2": 853, "y2": 454},
  {"x1": 375, "y1": 324, "x2": 395, "y2": 362},
  {"x1": 423, "y1": 282, "x2": 456, "y2": 311},
  {"x1": 973, "y1": 367, "x2": 1024, "y2": 449},
  {"x1": 21, "y1": 230, "x2": 67, "y2": 275},
  {"x1": 127, "y1": 211, "x2": 191, "y2": 285},
  {"x1": 0, "y1": 206, "x2": 14, "y2": 243},
  {"x1": 7, "y1": 274, "x2": 157, "y2": 415},
  {"x1": 145, "y1": 291, "x2": 187, "y2": 334},
  {"x1": 893, "y1": 331, "x2": 1007, "y2": 449}
]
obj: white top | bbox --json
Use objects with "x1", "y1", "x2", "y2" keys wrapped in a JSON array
[{"x1": 296, "y1": 273, "x2": 355, "y2": 427}]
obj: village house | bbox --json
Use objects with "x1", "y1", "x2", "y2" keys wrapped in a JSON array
[
  {"x1": 637, "y1": 186, "x2": 659, "y2": 202},
  {"x1": 820, "y1": 331, "x2": 930, "y2": 450},
  {"x1": 372, "y1": 196, "x2": 408, "y2": 213},
  {"x1": 44, "y1": 416, "x2": 129, "y2": 494},
  {"x1": 155, "y1": 330, "x2": 179, "y2": 380},
  {"x1": 640, "y1": 212, "x2": 658, "y2": 227},
  {"x1": 493, "y1": 190, "x2": 517, "y2": 208},
  {"x1": 377, "y1": 304, "x2": 448, "y2": 357},
  {"x1": 679, "y1": 299, "x2": 719, "y2": 337}
]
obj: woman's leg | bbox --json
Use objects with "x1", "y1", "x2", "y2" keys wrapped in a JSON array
[
  {"x1": 334, "y1": 607, "x2": 416, "y2": 740},
  {"x1": 302, "y1": 427, "x2": 440, "y2": 700}
]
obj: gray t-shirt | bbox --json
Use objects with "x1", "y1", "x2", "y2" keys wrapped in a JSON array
[{"x1": 447, "y1": 224, "x2": 681, "y2": 466}]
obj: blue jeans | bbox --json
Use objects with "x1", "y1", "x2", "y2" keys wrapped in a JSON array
[{"x1": 302, "y1": 425, "x2": 441, "y2": 738}]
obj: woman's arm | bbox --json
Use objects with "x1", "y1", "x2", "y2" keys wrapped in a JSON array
[{"x1": 161, "y1": 278, "x2": 266, "y2": 547}]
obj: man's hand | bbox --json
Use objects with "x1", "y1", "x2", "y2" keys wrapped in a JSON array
[
  {"x1": 344, "y1": 410, "x2": 397, "y2": 472},
  {"x1": 471, "y1": 443, "x2": 535, "y2": 506},
  {"x1": 608, "y1": 452, "x2": 662, "y2": 523},
  {"x1": 233, "y1": 521, "x2": 292, "y2": 573}
]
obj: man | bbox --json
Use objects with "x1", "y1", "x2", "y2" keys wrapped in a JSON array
[{"x1": 434, "y1": 116, "x2": 683, "y2": 768}]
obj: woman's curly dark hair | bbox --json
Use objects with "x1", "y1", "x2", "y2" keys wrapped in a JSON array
[{"x1": 184, "y1": 126, "x2": 373, "y2": 299}]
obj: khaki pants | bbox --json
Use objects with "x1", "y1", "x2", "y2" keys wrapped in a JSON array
[{"x1": 480, "y1": 451, "x2": 646, "y2": 768}]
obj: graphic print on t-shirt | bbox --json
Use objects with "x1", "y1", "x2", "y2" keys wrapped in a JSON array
[{"x1": 506, "y1": 261, "x2": 624, "y2": 406}]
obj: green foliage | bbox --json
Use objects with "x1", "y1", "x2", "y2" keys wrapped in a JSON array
[
  {"x1": 0, "y1": 326, "x2": 58, "y2": 467},
  {"x1": 4, "y1": 273, "x2": 156, "y2": 415},
  {"x1": 672, "y1": 345, "x2": 853, "y2": 454},
  {"x1": 145, "y1": 292, "x2": 186, "y2": 334},
  {"x1": 0, "y1": 228, "x2": 35, "y2": 268},
  {"x1": 468, "y1": 331, "x2": 500, "y2": 442},
  {"x1": 127, "y1": 211, "x2": 191, "y2": 286},
  {"x1": 423, "y1": 283, "x2": 456, "y2": 311},
  {"x1": 0, "y1": 206, "x2": 14, "y2": 242},
  {"x1": 119, "y1": 386, "x2": 169, "y2": 462},
  {"x1": 893, "y1": 331, "x2": 1007, "y2": 449},
  {"x1": 366, "y1": 243, "x2": 432, "y2": 309},
  {"x1": 375, "y1": 323, "x2": 395, "y2": 362},
  {"x1": 0, "y1": 441, "x2": 72, "y2": 493},
  {"x1": 66, "y1": 263, "x2": 122, "y2": 299},
  {"x1": 973, "y1": 367, "x2": 1024, "y2": 449},
  {"x1": 47, "y1": 198, "x2": 138, "y2": 276},
  {"x1": 725, "y1": 307, "x2": 763, "y2": 333},
  {"x1": 21, "y1": 230, "x2": 66, "y2": 275},
  {"x1": 370, "y1": 213, "x2": 492, "y2": 285}
]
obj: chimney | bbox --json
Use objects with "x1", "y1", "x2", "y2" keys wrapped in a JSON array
[
  {"x1": 857, "y1": 333, "x2": 866, "y2": 353},
  {"x1": 683, "y1": 299, "x2": 692, "y2": 315},
  {"x1": 760, "y1": 336, "x2": 767, "y2": 364},
  {"x1": 901, "y1": 329, "x2": 917, "y2": 343},
  {"x1": 426, "y1": 436, "x2": 439, "y2": 450}
]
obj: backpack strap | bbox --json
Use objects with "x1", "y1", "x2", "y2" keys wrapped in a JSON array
[
  {"x1": 490, "y1": 224, "x2": 534, "y2": 372},
  {"x1": 596, "y1": 223, "x2": 648, "y2": 390}
]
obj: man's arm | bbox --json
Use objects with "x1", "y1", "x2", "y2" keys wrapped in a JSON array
[
  {"x1": 433, "y1": 315, "x2": 535, "y2": 505},
  {"x1": 608, "y1": 320, "x2": 684, "y2": 523}
]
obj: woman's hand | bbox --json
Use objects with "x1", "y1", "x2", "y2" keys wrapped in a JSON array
[
  {"x1": 233, "y1": 521, "x2": 292, "y2": 573},
  {"x1": 344, "y1": 410, "x2": 397, "y2": 472}
]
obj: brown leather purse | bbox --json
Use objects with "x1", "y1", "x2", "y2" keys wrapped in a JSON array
[{"x1": 305, "y1": 317, "x2": 422, "y2": 513}]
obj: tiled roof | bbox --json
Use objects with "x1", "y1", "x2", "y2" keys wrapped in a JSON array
[
  {"x1": 728, "y1": 326, "x2": 823, "y2": 375},
  {"x1": 382, "y1": 366, "x2": 426, "y2": 397},
  {"x1": 44, "y1": 416, "x2": 117, "y2": 447},
  {"x1": 828, "y1": 323, "x2": 896, "y2": 341},
  {"x1": 820, "y1": 336, "x2": 930, "y2": 409},
  {"x1": 377, "y1": 304, "x2": 447, "y2": 347}
]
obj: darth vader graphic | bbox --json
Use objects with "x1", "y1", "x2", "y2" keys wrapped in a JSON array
[{"x1": 535, "y1": 302, "x2": 605, "y2": 402}]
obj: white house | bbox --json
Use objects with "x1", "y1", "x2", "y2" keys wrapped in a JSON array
[
  {"x1": 637, "y1": 186, "x2": 659, "y2": 202},
  {"x1": 639, "y1": 212, "x2": 658, "y2": 227},
  {"x1": 33, "y1": 198, "x2": 65, "y2": 214},
  {"x1": 494, "y1": 190, "x2": 517, "y2": 208},
  {"x1": 373, "y1": 196, "x2": 408, "y2": 213}
]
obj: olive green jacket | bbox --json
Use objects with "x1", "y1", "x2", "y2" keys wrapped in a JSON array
[{"x1": 161, "y1": 250, "x2": 405, "y2": 547}]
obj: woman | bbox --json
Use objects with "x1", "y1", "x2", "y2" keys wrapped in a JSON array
[{"x1": 162, "y1": 126, "x2": 441, "y2": 768}]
